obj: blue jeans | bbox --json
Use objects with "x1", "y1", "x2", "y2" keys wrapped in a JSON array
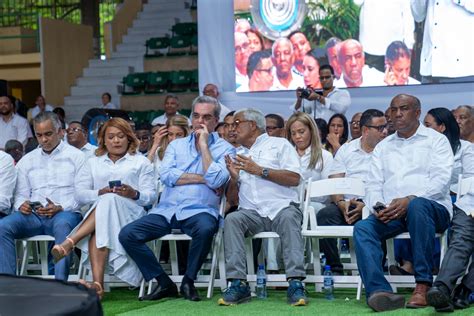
[
  {"x1": 0, "y1": 211, "x2": 82, "y2": 281},
  {"x1": 354, "y1": 197, "x2": 450, "y2": 297},
  {"x1": 119, "y1": 212, "x2": 218, "y2": 282}
]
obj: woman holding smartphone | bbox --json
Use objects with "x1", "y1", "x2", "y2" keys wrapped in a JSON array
[{"x1": 51, "y1": 118, "x2": 156, "y2": 299}]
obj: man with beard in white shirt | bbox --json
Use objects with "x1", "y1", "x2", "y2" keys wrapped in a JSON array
[{"x1": 354, "y1": 94, "x2": 454, "y2": 312}]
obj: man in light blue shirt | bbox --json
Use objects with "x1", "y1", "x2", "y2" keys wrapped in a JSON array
[{"x1": 120, "y1": 96, "x2": 235, "y2": 302}]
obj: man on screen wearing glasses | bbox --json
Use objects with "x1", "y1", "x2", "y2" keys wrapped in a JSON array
[{"x1": 293, "y1": 64, "x2": 351, "y2": 122}]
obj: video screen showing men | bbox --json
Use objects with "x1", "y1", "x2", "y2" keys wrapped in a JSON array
[{"x1": 233, "y1": 0, "x2": 473, "y2": 92}]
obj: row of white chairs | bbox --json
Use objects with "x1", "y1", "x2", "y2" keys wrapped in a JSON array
[{"x1": 17, "y1": 175, "x2": 474, "y2": 300}]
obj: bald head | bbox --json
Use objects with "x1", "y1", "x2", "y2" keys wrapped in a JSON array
[{"x1": 338, "y1": 39, "x2": 365, "y2": 87}]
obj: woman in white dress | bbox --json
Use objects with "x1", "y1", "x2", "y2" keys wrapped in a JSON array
[
  {"x1": 286, "y1": 112, "x2": 334, "y2": 206},
  {"x1": 51, "y1": 117, "x2": 156, "y2": 299},
  {"x1": 147, "y1": 115, "x2": 190, "y2": 195}
]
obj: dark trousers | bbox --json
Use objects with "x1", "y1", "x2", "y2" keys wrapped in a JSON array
[
  {"x1": 119, "y1": 213, "x2": 218, "y2": 282},
  {"x1": 316, "y1": 203, "x2": 347, "y2": 272},
  {"x1": 354, "y1": 197, "x2": 450, "y2": 297},
  {"x1": 435, "y1": 207, "x2": 474, "y2": 292}
]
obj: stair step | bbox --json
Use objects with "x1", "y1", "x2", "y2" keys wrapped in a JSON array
[
  {"x1": 143, "y1": 3, "x2": 186, "y2": 11},
  {"x1": 83, "y1": 66, "x2": 133, "y2": 77},
  {"x1": 64, "y1": 96, "x2": 106, "y2": 107},
  {"x1": 122, "y1": 34, "x2": 167, "y2": 44},
  {"x1": 111, "y1": 51, "x2": 145, "y2": 58},
  {"x1": 133, "y1": 19, "x2": 176, "y2": 29},
  {"x1": 76, "y1": 76, "x2": 123, "y2": 86},
  {"x1": 116, "y1": 43, "x2": 146, "y2": 53},
  {"x1": 89, "y1": 57, "x2": 138, "y2": 68},
  {"x1": 127, "y1": 27, "x2": 170, "y2": 36},
  {"x1": 71, "y1": 85, "x2": 120, "y2": 96}
]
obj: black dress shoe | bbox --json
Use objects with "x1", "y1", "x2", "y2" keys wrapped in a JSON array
[
  {"x1": 180, "y1": 281, "x2": 201, "y2": 301},
  {"x1": 453, "y1": 284, "x2": 470, "y2": 309},
  {"x1": 427, "y1": 284, "x2": 454, "y2": 312},
  {"x1": 139, "y1": 282, "x2": 179, "y2": 301}
]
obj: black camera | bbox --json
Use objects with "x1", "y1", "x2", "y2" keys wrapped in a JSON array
[{"x1": 297, "y1": 87, "x2": 312, "y2": 99}]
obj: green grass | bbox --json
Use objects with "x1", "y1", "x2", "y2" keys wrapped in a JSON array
[{"x1": 100, "y1": 287, "x2": 474, "y2": 316}]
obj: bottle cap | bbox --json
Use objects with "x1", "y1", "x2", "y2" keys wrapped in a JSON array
[{"x1": 258, "y1": 264, "x2": 265, "y2": 270}]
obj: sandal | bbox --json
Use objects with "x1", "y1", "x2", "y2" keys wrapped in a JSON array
[
  {"x1": 51, "y1": 237, "x2": 75, "y2": 263},
  {"x1": 79, "y1": 279, "x2": 105, "y2": 300}
]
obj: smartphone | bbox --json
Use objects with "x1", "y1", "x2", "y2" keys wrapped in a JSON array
[
  {"x1": 29, "y1": 201, "x2": 43, "y2": 212},
  {"x1": 108, "y1": 180, "x2": 122, "y2": 189},
  {"x1": 373, "y1": 202, "x2": 386, "y2": 213},
  {"x1": 347, "y1": 198, "x2": 363, "y2": 214}
]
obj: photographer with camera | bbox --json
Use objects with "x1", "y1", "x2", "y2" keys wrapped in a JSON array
[{"x1": 293, "y1": 65, "x2": 351, "y2": 122}]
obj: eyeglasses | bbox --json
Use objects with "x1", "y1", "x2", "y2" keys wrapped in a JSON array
[
  {"x1": 235, "y1": 43, "x2": 249, "y2": 52},
  {"x1": 365, "y1": 124, "x2": 388, "y2": 132},
  {"x1": 255, "y1": 68, "x2": 272, "y2": 74},
  {"x1": 230, "y1": 119, "x2": 252, "y2": 128},
  {"x1": 319, "y1": 75, "x2": 333, "y2": 80},
  {"x1": 66, "y1": 127, "x2": 83, "y2": 133},
  {"x1": 350, "y1": 121, "x2": 360, "y2": 126},
  {"x1": 266, "y1": 126, "x2": 282, "y2": 131},
  {"x1": 192, "y1": 113, "x2": 216, "y2": 122},
  {"x1": 137, "y1": 136, "x2": 151, "y2": 141}
]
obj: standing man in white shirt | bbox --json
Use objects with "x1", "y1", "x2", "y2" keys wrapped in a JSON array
[
  {"x1": 0, "y1": 95, "x2": 32, "y2": 150},
  {"x1": 0, "y1": 112, "x2": 85, "y2": 281},
  {"x1": 317, "y1": 109, "x2": 387, "y2": 274},
  {"x1": 427, "y1": 143, "x2": 474, "y2": 312},
  {"x1": 151, "y1": 94, "x2": 189, "y2": 126},
  {"x1": 218, "y1": 108, "x2": 308, "y2": 306},
  {"x1": 411, "y1": 0, "x2": 474, "y2": 83},
  {"x1": 66, "y1": 121, "x2": 97, "y2": 159},
  {"x1": 29, "y1": 95, "x2": 54, "y2": 120},
  {"x1": 354, "y1": 94, "x2": 454, "y2": 312},
  {"x1": 101, "y1": 92, "x2": 118, "y2": 109},
  {"x1": 202, "y1": 83, "x2": 231, "y2": 121},
  {"x1": 0, "y1": 151, "x2": 16, "y2": 218},
  {"x1": 294, "y1": 65, "x2": 351, "y2": 122},
  {"x1": 271, "y1": 38, "x2": 304, "y2": 90}
]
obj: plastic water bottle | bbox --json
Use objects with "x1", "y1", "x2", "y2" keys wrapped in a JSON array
[
  {"x1": 323, "y1": 265, "x2": 334, "y2": 300},
  {"x1": 256, "y1": 264, "x2": 267, "y2": 299},
  {"x1": 340, "y1": 239, "x2": 349, "y2": 254}
]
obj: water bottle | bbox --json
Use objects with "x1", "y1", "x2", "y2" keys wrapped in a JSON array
[
  {"x1": 323, "y1": 265, "x2": 334, "y2": 300},
  {"x1": 256, "y1": 264, "x2": 267, "y2": 299},
  {"x1": 340, "y1": 239, "x2": 349, "y2": 254}
]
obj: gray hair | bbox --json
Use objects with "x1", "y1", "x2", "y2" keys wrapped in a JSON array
[
  {"x1": 235, "y1": 108, "x2": 266, "y2": 133},
  {"x1": 33, "y1": 111, "x2": 62, "y2": 131},
  {"x1": 456, "y1": 105, "x2": 474, "y2": 117},
  {"x1": 272, "y1": 37, "x2": 293, "y2": 58},
  {"x1": 191, "y1": 95, "x2": 221, "y2": 119}
]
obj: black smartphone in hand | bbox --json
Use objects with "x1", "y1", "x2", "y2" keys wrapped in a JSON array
[
  {"x1": 29, "y1": 201, "x2": 43, "y2": 212},
  {"x1": 109, "y1": 180, "x2": 122, "y2": 189},
  {"x1": 373, "y1": 202, "x2": 386, "y2": 213}
]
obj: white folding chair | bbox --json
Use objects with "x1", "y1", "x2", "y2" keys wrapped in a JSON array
[
  {"x1": 139, "y1": 196, "x2": 227, "y2": 299},
  {"x1": 301, "y1": 177, "x2": 366, "y2": 299},
  {"x1": 244, "y1": 184, "x2": 307, "y2": 292},
  {"x1": 19, "y1": 235, "x2": 55, "y2": 278}
]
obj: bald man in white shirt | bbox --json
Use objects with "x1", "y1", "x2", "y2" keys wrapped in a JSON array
[{"x1": 354, "y1": 94, "x2": 454, "y2": 312}]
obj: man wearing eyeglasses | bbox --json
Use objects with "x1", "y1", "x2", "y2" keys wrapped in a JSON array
[
  {"x1": 219, "y1": 108, "x2": 307, "y2": 306},
  {"x1": 66, "y1": 121, "x2": 97, "y2": 159},
  {"x1": 293, "y1": 65, "x2": 351, "y2": 122},
  {"x1": 265, "y1": 113, "x2": 285, "y2": 138},
  {"x1": 349, "y1": 112, "x2": 363, "y2": 140},
  {"x1": 354, "y1": 94, "x2": 454, "y2": 311},
  {"x1": 135, "y1": 122, "x2": 152, "y2": 156},
  {"x1": 237, "y1": 50, "x2": 274, "y2": 92},
  {"x1": 120, "y1": 96, "x2": 235, "y2": 302},
  {"x1": 317, "y1": 109, "x2": 387, "y2": 275}
]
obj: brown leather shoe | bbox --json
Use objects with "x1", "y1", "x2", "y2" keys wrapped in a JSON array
[
  {"x1": 368, "y1": 292, "x2": 405, "y2": 312},
  {"x1": 406, "y1": 283, "x2": 431, "y2": 308}
]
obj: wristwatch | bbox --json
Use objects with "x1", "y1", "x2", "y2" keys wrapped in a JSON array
[
  {"x1": 132, "y1": 190, "x2": 141, "y2": 201},
  {"x1": 261, "y1": 168, "x2": 269, "y2": 179}
]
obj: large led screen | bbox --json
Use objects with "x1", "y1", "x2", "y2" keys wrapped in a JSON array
[{"x1": 233, "y1": 0, "x2": 474, "y2": 92}]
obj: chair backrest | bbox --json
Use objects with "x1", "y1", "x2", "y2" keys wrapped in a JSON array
[
  {"x1": 456, "y1": 174, "x2": 474, "y2": 200},
  {"x1": 302, "y1": 177, "x2": 365, "y2": 229}
]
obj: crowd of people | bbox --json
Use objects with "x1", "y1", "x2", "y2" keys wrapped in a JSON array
[
  {"x1": 234, "y1": 0, "x2": 474, "y2": 92},
  {"x1": 0, "y1": 68, "x2": 473, "y2": 312}
]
